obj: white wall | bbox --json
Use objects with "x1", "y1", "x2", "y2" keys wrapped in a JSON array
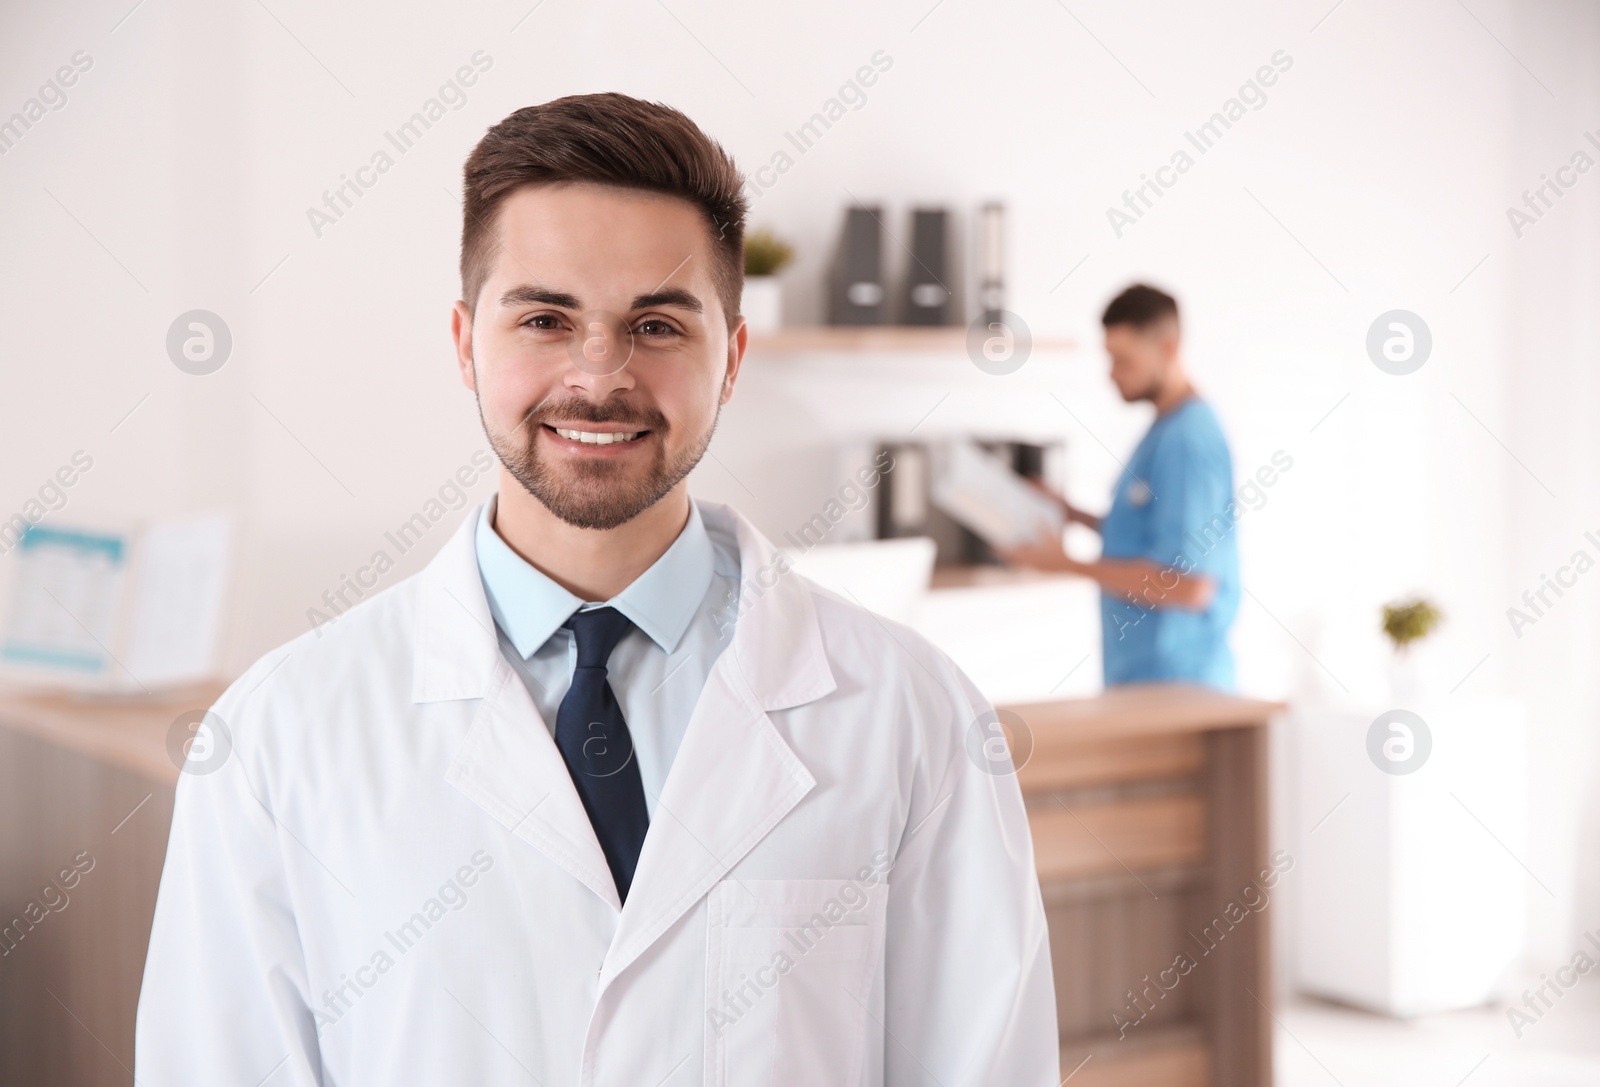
[
  {"x1": 1504, "y1": 0, "x2": 1600, "y2": 968},
  {"x1": 1, "y1": 0, "x2": 1593, "y2": 969}
]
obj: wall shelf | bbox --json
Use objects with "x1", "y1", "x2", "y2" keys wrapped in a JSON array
[{"x1": 746, "y1": 326, "x2": 1077, "y2": 354}]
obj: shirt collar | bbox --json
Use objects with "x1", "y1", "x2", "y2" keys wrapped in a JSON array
[{"x1": 474, "y1": 492, "x2": 716, "y2": 659}]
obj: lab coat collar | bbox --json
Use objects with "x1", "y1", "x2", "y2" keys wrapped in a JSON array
[
  {"x1": 472, "y1": 492, "x2": 716, "y2": 658},
  {"x1": 699, "y1": 499, "x2": 838, "y2": 713},
  {"x1": 417, "y1": 498, "x2": 834, "y2": 956},
  {"x1": 414, "y1": 496, "x2": 836, "y2": 710}
]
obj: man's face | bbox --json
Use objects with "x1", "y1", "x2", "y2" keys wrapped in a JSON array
[
  {"x1": 1104, "y1": 320, "x2": 1178, "y2": 403},
  {"x1": 452, "y1": 183, "x2": 744, "y2": 530}
]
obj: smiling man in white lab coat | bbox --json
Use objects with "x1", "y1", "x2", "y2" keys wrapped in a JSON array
[{"x1": 135, "y1": 93, "x2": 1058, "y2": 1086}]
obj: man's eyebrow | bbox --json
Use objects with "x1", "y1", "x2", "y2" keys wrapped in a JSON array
[
  {"x1": 631, "y1": 288, "x2": 703, "y2": 314},
  {"x1": 499, "y1": 284, "x2": 582, "y2": 309}
]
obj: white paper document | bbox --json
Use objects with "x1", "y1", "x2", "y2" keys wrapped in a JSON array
[{"x1": 929, "y1": 441, "x2": 1064, "y2": 548}]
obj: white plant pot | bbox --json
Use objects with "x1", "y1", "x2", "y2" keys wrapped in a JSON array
[
  {"x1": 741, "y1": 275, "x2": 782, "y2": 332},
  {"x1": 1387, "y1": 650, "x2": 1421, "y2": 704}
]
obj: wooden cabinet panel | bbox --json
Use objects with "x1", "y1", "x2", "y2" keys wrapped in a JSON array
[
  {"x1": 1011, "y1": 685, "x2": 1280, "y2": 1087},
  {"x1": 1029, "y1": 794, "x2": 1207, "y2": 884},
  {"x1": 0, "y1": 727, "x2": 175, "y2": 1087},
  {"x1": 1061, "y1": 1028, "x2": 1211, "y2": 1087},
  {"x1": 1021, "y1": 733, "x2": 1207, "y2": 792}
]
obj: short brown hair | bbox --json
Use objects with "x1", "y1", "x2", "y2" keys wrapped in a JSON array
[
  {"x1": 459, "y1": 93, "x2": 748, "y2": 329},
  {"x1": 1101, "y1": 283, "x2": 1179, "y2": 331}
]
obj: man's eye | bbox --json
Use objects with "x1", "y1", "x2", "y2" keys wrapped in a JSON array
[
  {"x1": 634, "y1": 319, "x2": 679, "y2": 337},
  {"x1": 523, "y1": 314, "x2": 564, "y2": 331}
]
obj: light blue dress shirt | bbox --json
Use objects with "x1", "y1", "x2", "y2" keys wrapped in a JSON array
[
  {"x1": 1098, "y1": 396, "x2": 1240, "y2": 690},
  {"x1": 473, "y1": 493, "x2": 741, "y2": 818}
]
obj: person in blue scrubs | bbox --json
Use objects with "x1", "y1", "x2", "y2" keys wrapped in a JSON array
[{"x1": 1000, "y1": 284, "x2": 1240, "y2": 689}]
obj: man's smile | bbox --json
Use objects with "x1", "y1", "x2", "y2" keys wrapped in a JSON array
[{"x1": 541, "y1": 423, "x2": 653, "y2": 454}]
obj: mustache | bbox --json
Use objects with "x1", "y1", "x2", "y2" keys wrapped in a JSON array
[{"x1": 523, "y1": 398, "x2": 670, "y2": 432}]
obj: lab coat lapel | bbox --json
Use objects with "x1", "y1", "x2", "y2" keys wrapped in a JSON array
[
  {"x1": 599, "y1": 503, "x2": 835, "y2": 986},
  {"x1": 418, "y1": 507, "x2": 622, "y2": 910}
]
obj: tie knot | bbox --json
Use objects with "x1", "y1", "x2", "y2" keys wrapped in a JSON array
[{"x1": 565, "y1": 606, "x2": 633, "y2": 669}]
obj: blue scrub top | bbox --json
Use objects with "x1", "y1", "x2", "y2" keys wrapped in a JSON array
[{"x1": 1099, "y1": 396, "x2": 1240, "y2": 689}]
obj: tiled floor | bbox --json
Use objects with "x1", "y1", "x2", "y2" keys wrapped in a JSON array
[{"x1": 1278, "y1": 985, "x2": 1600, "y2": 1086}]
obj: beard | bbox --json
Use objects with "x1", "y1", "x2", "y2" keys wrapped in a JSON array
[{"x1": 483, "y1": 394, "x2": 717, "y2": 531}]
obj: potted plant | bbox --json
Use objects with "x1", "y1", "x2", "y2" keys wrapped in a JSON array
[
  {"x1": 742, "y1": 229, "x2": 794, "y2": 333},
  {"x1": 1293, "y1": 591, "x2": 1527, "y2": 1019},
  {"x1": 1381, "y1": 596, "x2": 1442, "y2": 703}
]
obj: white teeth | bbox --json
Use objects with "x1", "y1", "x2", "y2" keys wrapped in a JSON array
[{"x1": 554, "y1": 428, "x2": 639, "y2": 445}]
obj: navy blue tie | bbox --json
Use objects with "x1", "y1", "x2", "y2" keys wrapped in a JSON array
[{"x1": 554, "y1": 606, "x2": 650, "y2": 903}]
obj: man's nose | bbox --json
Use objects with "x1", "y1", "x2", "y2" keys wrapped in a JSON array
[{"x1": 564, "y1": 313, "x2": 636, "y2": 394}]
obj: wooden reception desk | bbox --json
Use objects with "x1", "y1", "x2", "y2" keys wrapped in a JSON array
[
  {"x1": 0, "y1": 684, "x2": 221, "y2": 1087},
  {"x1": 0, "y1": 682, "x2": 1281, "y2": 1087},
  {"x1": 1003, "y1": 684, "x2": 1284, "y2": 1087}
]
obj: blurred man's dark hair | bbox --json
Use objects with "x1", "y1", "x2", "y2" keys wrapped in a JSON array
[{"x1": 1101, "y1": 283, "x2": 1179, "y2": 331}]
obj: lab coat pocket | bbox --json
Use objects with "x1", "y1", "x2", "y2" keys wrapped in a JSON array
[{"x1": 704, "y1": 878, "x2": 887, "y2": 1087}]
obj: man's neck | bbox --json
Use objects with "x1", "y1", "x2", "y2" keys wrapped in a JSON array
[
  {"x1": 1152, "y1": 373, "x2": 1196, "y2": 416},
  {"x1": 491, "y1": 472, "x2": 691, "y2": 601}
]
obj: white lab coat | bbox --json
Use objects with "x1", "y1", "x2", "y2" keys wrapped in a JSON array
[{"x1": 135, "y1": 500, "x2": 1058, "y2": 1086}]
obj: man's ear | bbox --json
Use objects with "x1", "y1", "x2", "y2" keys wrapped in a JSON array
[
  {"x1": 1157, "y1": 320, "x2": 1181, "y2": 366},
  {"x1": 451, "y1": 299, "x2": 477, "y2": 392},
  {"x1": 720, "y1": 317, "x2": 749, "y2": 405}
]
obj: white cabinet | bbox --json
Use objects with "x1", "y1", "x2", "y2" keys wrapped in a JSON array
[
  {"x1": 913, "y1": 575, "x2": 1102, "y2": 704},
  {"x1": 1289, "y1": 699, "x2": 1528, "y2": 1016}
]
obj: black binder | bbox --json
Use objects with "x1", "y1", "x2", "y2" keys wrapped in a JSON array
[
  {"x1": 828, "y1": 205, "x2": 887, "y2": 325},
  {"x1": 900, "y1": 208, "x2": 952, "y2": 326}
]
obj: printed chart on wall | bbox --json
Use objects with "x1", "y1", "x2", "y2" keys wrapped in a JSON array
[
  {"x1": 0, "y1": 514, "x2": 233, "y2": 692},
  {"x1": 1, "y1": 525, "x2": 127, "y2": 675}
]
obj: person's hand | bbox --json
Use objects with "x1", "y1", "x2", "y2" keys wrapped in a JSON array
[
  {"x1": 1021, "y1": 476, "x2": 1071, "y2": 516},
  {"x1": 995, "y1": 533, "x2": 1073, "y2": 573},
  {"x1": 1021, "y1": 476, "x2": 1097, "y2": 528}
]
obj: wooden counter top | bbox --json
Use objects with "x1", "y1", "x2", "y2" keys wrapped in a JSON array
[
  {"x1": 999, "y1": 682, "x2": 1284, "y2": 744},
  {"x1": 0, "y1": 683, "x2": 226, "y2": 788},
  {"x1": 0, "y1": 680, "x2": 1282, "y2": 791},
  {"x1": 998, "y1": 683, "x2": 1283, "y2": 796}
]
